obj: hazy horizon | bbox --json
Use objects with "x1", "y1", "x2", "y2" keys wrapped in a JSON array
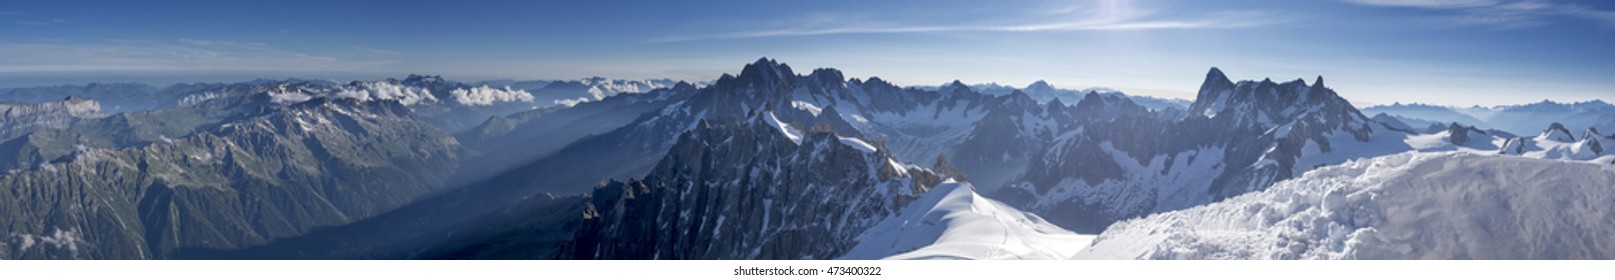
[{"x1": 5, "y1": 0, "x2": 1614, "y2": 107}]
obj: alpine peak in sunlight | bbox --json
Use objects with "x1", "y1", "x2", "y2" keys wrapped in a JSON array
[{"x1": 2, "y1": 0, "x2": 1614, "y2": 265}]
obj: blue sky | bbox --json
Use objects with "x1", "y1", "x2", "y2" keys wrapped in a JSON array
[{"x1": 2, "y1": 0, "x2": 1612, "y2": 106}]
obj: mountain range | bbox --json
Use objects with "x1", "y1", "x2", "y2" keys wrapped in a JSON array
[
  {"x1": 1, "y1": 58, "x2": 1611, "y2": 260},
  {"x1": 1362, "y1": 100, "x2": 1615, "y2": 136},
  {"x1": 914, "y1": 80, "x2": 1191, "y2": 111}
]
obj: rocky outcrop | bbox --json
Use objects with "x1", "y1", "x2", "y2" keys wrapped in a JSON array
[
  {"x1": 0, "y1": 96, "x2": 105, "y2": 140},
  {"x1": 0, "y1": 97, "x2": 466, "y2": 259},
  {"x1": 1538, "y1": 122, "x2": 1575, "y2": 142},
  {"x1": 1000, "y1": 68, "x2": 1385, "y2": 233},
  {"x1": 1447, "y1": 123, "x2": 1484, "y2": 146},
  {"x1": 563, "y1": 113, "x2": 944, "y2": 259}
]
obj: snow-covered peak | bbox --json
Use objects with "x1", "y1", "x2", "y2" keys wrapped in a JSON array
[
  {"x1": 1576, "y1": 134, "x2": 1605, "y2": 156},
  {"x1": 1188, "y1": 69, "x2": 1367, "y2": 136},
  {"x1": 1494, "y1": 123, "x2": 1612, "y2": 161},
  {"x1": 1538, "y1": 122, "x2": 1575, "y2": 142},
  {"x1": 841, "y1": 182, "x2": 1095, "y2": 260},
  {"x1": 1191, "y1": 67, "x2": 1236, "y2": 118},
  {"x1": 208, "y1": 76, "x2": 551, "y2": 108}
]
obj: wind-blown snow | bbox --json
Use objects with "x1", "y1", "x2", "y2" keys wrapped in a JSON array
[
  {"x1": 450, "y1": 85, "x2": 534, "y2": 106},
  {"x1": 842, "y1": 182, "x2": 1095, "y2": 260},
  {"x1": 1075, "y1": 152, "x2": 1615, "y2": 259}
]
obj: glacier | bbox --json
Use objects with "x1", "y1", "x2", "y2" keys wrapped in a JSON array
[{"x1": 1074, "y1": 152, "x2": 1615, "y2": 259}]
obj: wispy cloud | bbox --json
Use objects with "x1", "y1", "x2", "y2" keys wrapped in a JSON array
[
  {"x1": 179, "y1": 38, "x2": 271, "y2": 50},
  {"x1": 15, "y1": 18, "x2": 64, "y2": 26},
  {"x1": 351, "y1": 46, "x2": 402, "y2": 56},
  {"x1": 1346, "y1": 0, "x2": 1501, "y2": 8},
  {"x1": 648, "y1": 6, "x2": 1285, "y2": 43},
  {"x1": 0, "y1": 39, "x2": 396, "y2": 73},
  {"x1": 1001, "y1": 11, "x2": 1279, "y2": 31},
  {"x1": 1346, "y1": 0, "x2": 1615, "y2": 29},
  {"x1": 0, "y1": 11, "x2": 23, "y2": 16}
]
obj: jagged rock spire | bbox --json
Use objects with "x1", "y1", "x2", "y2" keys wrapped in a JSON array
[
  {"x1": 932, "y1": 153, "x2": 969, "y2": 182},
  {"x1": 736, "y1": 57, "x2": 796, "y2": 89}
]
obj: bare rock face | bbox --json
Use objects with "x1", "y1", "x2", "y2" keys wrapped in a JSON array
[
  {"x1": 1447, "y1": 123, "x2": 1480, "y2": 146},
  {"x1": 0, "y1": 96, "x2": 106, "y2": 139},
  {"x1": 563, "y1": 114, "x2": 945, "y2": 260},
  {"x1": 0, "y1": 96, "x2": 467, "y2": 259},
  {"x1": 1002, "y1": 68, "x2": 1382, "y2": 233},
  {"x1": 1579, "y1": 128, "x2": 1606, "y2": 155}
]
